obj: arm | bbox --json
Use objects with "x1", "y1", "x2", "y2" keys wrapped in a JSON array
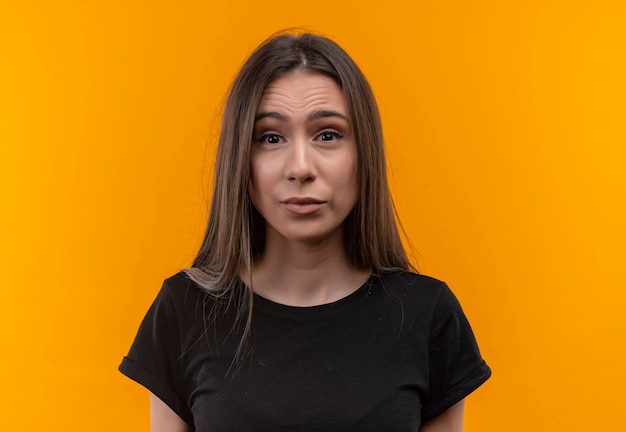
[
  {"x1": 420, "y1": 399, "x2": 465, "y2": 432},
  {"x1": 149, "y1": 392, "x2": 192, "y2": 432}
]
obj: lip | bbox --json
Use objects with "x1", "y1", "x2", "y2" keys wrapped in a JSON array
[{"x1": 281, "y1": 197, "x2": 326, "y2": 215}]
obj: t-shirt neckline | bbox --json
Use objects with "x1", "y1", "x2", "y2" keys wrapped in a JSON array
[{"x1": 251, "y1": 276, "x2": 376, "y2": 319}]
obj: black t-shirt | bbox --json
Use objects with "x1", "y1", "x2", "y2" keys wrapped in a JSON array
[{"x1": 120, "y1": 271, "x2": 490, "y2": 431}]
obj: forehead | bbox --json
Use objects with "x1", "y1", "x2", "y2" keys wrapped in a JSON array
[{"x1": 257, "y1": 72, "x2": 347, "y2": 115}]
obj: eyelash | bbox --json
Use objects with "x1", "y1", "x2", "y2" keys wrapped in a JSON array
[
  {"x1": 256, "y1": 133, "x2": 283, "y2": 144},
  {"x1": 255, "y1": 130, "x2": 343, "y2": 145},
  {"x1": 317, "y1": 130, "x2": 343, "y2": 142}
]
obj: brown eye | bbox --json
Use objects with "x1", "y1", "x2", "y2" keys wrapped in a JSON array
[
  {"x1": 318, "y1": 131, "x2": 342, "y2": 142},
  {"x1": 258, "y1": 134, "x2": 282, "y2": 144}
]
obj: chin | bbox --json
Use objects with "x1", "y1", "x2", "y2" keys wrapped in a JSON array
[{"x1": 270, "y1": 224, "x2": 344, "y2": 246}]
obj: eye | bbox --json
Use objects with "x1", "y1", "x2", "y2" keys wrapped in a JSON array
[
  {"x1": 317, "y1": 131, "x2": 343, "y2": 142},
  {"x1": 257, "y1": 133, "x2": 283, "y2": 144}
]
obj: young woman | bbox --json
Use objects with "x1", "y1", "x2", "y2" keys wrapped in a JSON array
[{"x1": 120, "y1": 32, "x2": 490, "y2": 432}]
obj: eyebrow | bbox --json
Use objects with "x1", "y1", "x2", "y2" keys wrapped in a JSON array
[
  {"x1": 308, "y1": 110, "x2": 349, "y2": 122},
  {"x1": 254, "y1": 110, "x2": 349, "y2": 122}
]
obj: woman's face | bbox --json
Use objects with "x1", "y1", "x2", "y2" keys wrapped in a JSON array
[{"x1": 249, "y1": 72, "x2": 358, "y2": 247}]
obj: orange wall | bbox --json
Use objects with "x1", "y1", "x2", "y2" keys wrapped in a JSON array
[{"x1": 1, "y1": 1, "x2": 624, "y2": 430}]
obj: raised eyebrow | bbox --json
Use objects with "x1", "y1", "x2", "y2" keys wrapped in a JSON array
[
  {"x1": 254, "y1": 111, "x2": 287, "y2": 122},
  {"x1": 308, "y1": 110, "x2": 349, "y2": 122}
]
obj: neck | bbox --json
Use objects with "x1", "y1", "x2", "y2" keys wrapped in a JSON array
[{"x1": 247, "y1": 231, "x2": 370, "y2": 307}]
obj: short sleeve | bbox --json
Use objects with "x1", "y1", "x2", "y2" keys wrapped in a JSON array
[
  {"x1": 421, "y1": 282, "x2": 491, "y2": 422},
  {"x1": 119, "y1": 278, "x2": 194, "y2": 425}
]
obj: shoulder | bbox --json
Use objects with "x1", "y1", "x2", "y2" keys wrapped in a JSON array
[
  {"x1": 374, "y1": 271, "x2": 467, "y2": 322},
  {"x1": 163, "y1": 271, "x2": 197, "y2": 291},
  {"x1": 153, "y1": 271, "x2": 212, "y2": 320},
  {"x1": 376, "y1": 270, "x2": 447, "y2": 298},
  {"x1": 159, "y1": 271, "x2": 202, "y2": 301},
  {"x1": 159, "y1": 271, "x2": 246, "y2": 322}
]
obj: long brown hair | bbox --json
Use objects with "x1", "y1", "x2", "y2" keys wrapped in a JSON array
[{"x1": 185, "y1": 31, "x2": 413, "y2": 356}]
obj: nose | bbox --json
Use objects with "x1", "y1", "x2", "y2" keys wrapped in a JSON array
[{"x1": 285, "y1": 137, "x2": 316, "y2": 183}]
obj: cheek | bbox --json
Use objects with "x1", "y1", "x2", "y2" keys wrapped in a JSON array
[
  {"x1": 343, "y1": 152, "x2": 359, "y2": 194},
  {"x1": 330, "y1": 154, "x2": 359, "y2": 211}
]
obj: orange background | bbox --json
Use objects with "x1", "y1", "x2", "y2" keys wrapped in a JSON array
[{"x1": 1, "y1": 1, "x2": 625, "y2": 430}]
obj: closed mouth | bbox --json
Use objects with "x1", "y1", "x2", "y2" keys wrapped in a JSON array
[{"x1": 282, "y1": 197, "x2": 326, "y2": 205}]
